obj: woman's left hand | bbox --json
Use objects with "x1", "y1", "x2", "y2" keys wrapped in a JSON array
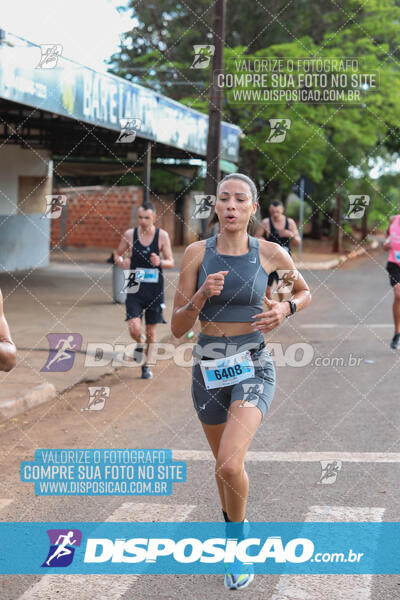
[{"x1": 251, "y1": 297, "x2": 289, "y2": 332}]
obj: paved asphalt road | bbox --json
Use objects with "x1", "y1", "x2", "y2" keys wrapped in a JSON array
[{"x1": 0, "y1": 251, "x2": 399, "y2": 599}]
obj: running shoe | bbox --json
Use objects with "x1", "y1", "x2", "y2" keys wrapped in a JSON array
[
  {"x1": 224, "y1": 519, "x2": 254, "y2": 590},
  {"x1": 390, "y1": 333, "x2": 400, "y2": 349},
  {"x1": 224, "y1": 565, "x2": 254, "y2": 590},
  {"x1": 141, "y1": 365, "x2": 153, "y2": 379}
]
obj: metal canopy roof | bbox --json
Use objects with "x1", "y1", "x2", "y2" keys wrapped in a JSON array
[{"x1": 0, "y1": 32, "x2": 241, "y2": 163}]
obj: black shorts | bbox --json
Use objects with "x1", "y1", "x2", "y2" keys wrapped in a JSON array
[
  {"x1": 125, "y1": 295, "x2": 166, "y2": 324},
  {"x1": 386, "y1": 261, "x2": 400, "y2": 287}
]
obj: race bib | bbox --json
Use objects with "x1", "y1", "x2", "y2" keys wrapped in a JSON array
[
  {"x1": 200, "y1": 350, "x2": 255, "y2": 390},
  {"x1": 135, "y1": 268, "x2": 159, "y2": 283},
  {"x1": 394, "y1": 250, "x2": 400, "y2": 264}
]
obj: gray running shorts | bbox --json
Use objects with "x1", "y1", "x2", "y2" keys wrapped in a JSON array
[{"x1": 191, "y1": 331, "x2": 276, "y2": 425}]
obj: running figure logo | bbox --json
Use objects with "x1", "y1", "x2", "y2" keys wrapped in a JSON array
[
  {"x1": 190, "y1": 45, "x2": 215, "y2": 69},
  {"x1": 36, "y1": 44, "x2": 63, "y2": 69},
  {"x1": 42, "y1": 195, "x2": 67, "y2": 219},
  {"x1": 275, "y1": 270, "x2": 299, "y2": 294},
  {"x1": 122, "y1": 270, "x2": 141, "y2": 294},
  {"x1": 192, "y1": 195, "x2": 216, "y2": 219},
  {"x1": 42, "y1": 529, "x2": 82, "y2": 567},
  {"x1": 266, "y1": 119, "x2": 291, "y2": 143},
  {"x1": 116, "y1": 118, "x2": 142, "y2": 143},
  {"x1": 81, "y1": 386, "x2": 110, "y2": 411},
  {"x1": 345, "y1": 195, "x2": 370, "y2": 219},
  {"x1": 239, "y1": 383, "x2": 264, "y2": 408},
  {"x1": 317, "y1": 460, "x2": 342, "y2": 484},
  {"x1": 41, "y1": 334, "x2": 82, "y2": 372}
]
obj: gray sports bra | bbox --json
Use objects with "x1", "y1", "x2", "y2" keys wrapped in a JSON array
[{"x1": 196, "y1": 235, "x2": 269, "y2": 322}]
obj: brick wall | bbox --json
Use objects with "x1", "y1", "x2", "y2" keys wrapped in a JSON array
[
  {"x1": 151, "y1": 195, "x2": 176, "y2": 246},
  {"x1": 51, "y1": 186, "x2": 176, "y2": 248}
]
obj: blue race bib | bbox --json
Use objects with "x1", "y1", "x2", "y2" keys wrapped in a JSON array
[
  {"x1": 135, "y1": 268, "x2": 159, "y2": 283},
  {"x1": 200, "y1": 350, "x2": 255, "y2": 390}
]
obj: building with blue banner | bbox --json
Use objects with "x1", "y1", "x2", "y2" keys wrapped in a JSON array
[{"x1": 0, "y1": 31, "x2": 241, "y2": 271}]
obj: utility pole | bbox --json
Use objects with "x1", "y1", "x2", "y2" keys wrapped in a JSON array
[
  {"x1": 143, "y1": 141, "x2": 151, "y2": 205},
  {"x1": 298, "y1": 176, "x2": 305, "y2": 260},
  {"x1": 361, "y1": 204, "x2": 368, "y2": 241},
  {"x1": 333, "y1": 185, "x2": 344, "y2": 254},
  {"x1": 202, "y1": 0, "x2": 226, "y2": 238}
]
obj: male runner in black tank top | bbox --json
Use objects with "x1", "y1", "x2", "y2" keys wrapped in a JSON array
[
  {"x1": 114, "y1": 202, "x2": 174, "y2": 379},
  {"x1": 256, "y1": 199, "x2": 300, "y2": 300}
]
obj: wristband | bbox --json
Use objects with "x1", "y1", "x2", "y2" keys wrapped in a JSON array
[{"x1": 284, "y1": 300, "x2": 296, "y2": 317}]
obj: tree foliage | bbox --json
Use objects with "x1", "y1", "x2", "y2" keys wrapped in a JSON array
[{"x1": 109, "y1": 0, "x2": 400, "y2": 235}]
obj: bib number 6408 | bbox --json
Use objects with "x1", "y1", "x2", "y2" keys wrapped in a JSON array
[
  {"x1": 200, "y1": 350, "x2": 254, "y2": 389},
  {"x1": 214, "y1": 365, "x2": 243, "y2": 380}
]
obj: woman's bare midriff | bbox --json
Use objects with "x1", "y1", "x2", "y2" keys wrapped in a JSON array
[{"x1": 199, "y1": 321, "x2": 256, "y2": 336}]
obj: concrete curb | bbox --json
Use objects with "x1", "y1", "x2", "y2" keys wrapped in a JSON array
[
  {"x1": 295, "y1": 246, "x2": 367, "y2": 270},
  {"x1": 0, "y1": 352, "x2": 173, "y2": 422},
  {"x1": 0, "y1": 382, "x2": 56, "y2": 420}
]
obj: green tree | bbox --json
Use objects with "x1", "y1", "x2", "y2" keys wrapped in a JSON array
[{"x1": 109, "y1": 0, "x2": 400, "y2": 242}]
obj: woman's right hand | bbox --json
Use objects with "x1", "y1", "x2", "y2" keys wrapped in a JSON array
[{"x1": 200, "y1": 271, "x2": 228, "y2": 298}]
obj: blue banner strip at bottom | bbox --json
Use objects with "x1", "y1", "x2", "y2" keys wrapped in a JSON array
[{"x1": 0, "y1": 522, "x2": 398, "y2": 574}]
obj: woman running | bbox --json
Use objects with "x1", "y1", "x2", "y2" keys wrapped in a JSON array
[
  {"x1": 171, "y1": 173, "x2": 311, "y2": 590},
  {"x1": 383, "y1": 204, "x2": 400, "y2": 349}
]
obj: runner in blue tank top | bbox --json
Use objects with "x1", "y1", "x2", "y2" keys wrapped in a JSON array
[
  {"x1": 172, "y1": 174, "x2": 311, "y2": 591},
  {"x1": 114, "y1": 202, "x2": 174, "y2": 379}
]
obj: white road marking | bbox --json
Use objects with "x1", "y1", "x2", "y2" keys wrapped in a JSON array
[
  {"x1": 271, "y1": 505, "x2": 385, "y2": 600},
  {"x1": 299, "y1": 323, "x2": 393, "y2": 328},
  {"x1": 18, "y1": 503, "x2": 196, "y2": 600},
  {"x1": 0, "y1": 498, "x2": 12, "y2": 511},
  {"x1": 300, "y1": 323, "x2": 338, "y2": 328},
  {"x1": 173, "y1": 450, "x2": 400, "y2": 463},
  {"x1": 306, "y1": 506, "x2": 385, "y2": 522}
]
